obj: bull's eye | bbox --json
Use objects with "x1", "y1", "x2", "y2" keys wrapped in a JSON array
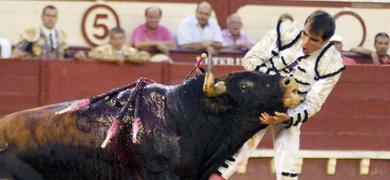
[
  {"x1": 240, "y1": 81, "x2": 254, "y2": 90},
  {"x1": 242, "y1": 84, "x2": 248, "y2": 89}
]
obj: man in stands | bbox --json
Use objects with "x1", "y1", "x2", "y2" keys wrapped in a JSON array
[
  {"x1": 11, "y1": 5, "x2": 68, "y2": 59},
  {"x1": 131, "y1": 6, "x2": 175, "y2": 55},
  {"x1": 176, "y1": 1, "x2": 223, "y2": 55},
  {"x1": 351, "y1": 32, "x2": 389, "y2": 64},
  {"x1": 329, "y1": 34, "x2": 357, "y2": 65},
  {"x1": 221, "y1": 13, "x2": 255, "y2": 51}
]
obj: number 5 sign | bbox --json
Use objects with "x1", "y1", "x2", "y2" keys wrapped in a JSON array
[{"x1": 81, "y1": 4, "x2": 120, "y2": 47}]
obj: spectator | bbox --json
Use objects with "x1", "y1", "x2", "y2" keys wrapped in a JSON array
[
  {"x1": 221, "y1": 13, "x2": 255, "y2": 51},
  {"x1": 176, "y1": 1, "x2": 223, "y2": 55},
  {"x1": 75, "y1": 27, "x2": 150, "y2": 64},
  {"x1": 351, "y1": 32, "x2": 389, "y2": 64},
  {"x1": 329, "y1": 34, "x2": 357, "y2": 65},
  {"x1": 0, "y1": 38, "x2": 11, "y2": 58},
  {"x1": 11, "y1": 5, "x2": 68, "y2": 59},
  {"x1": 131, "y1": 6, "x2": 175, "y2": 55}
]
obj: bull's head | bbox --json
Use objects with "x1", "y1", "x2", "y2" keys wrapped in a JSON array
[
  {"x1": 203, "y1": 70, "x2": 301, "y2": 111},
  {"x1": 198, "y1": 71, "x2": 301, "y2": 179}
]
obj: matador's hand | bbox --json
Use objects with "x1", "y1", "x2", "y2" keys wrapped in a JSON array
[{"x1": 259, "y1": 112, "x2": 290, "y2": 125}]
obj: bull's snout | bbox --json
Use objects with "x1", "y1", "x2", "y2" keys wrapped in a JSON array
[{"x1": 281, "y1": 77, "x2": 302, "y2": 108}]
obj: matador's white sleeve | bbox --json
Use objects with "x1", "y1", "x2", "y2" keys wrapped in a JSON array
[
  {"x1": 242, "y1": 20, "x2": 303, "y2": 72},
  {"x1": 285, "y1": 48, "x2": 345, "y2": 127},
  {"x1": 286, "y1": 74, "x2": 340, "y2": 125},
  {"x1": 242, "y1": 30, "x2": 277, "y2": 71}
]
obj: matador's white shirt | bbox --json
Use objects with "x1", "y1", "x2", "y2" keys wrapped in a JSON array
[{"x1": 217, "y1": 20, "x2": 345, "y2": 178}]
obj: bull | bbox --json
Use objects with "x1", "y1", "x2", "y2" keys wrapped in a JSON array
[{"x1": 0, "y1": 69, "x2": 300, "y2": 179}]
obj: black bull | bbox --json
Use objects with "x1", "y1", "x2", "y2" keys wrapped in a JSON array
[{"x1": 0, "y1": 71, "x2": 299, "y2": 179}]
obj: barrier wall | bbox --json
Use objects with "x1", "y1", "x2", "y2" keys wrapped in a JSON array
[
  {"x1": 1, "y1": 59, "x2": 388, "y2": 149},
  {"x1": 0, "y1": 59, "x2": 389, "y2": 179},
  {"x1": 0, "y1": 60, "x2": 41, "y2": 115}
]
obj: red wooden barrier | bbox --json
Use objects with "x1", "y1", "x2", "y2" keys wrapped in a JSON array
[
  {"x1": 0, "y1": 60, "x2": 41, "y2": 115},
  {"x1": 1, "y1": 60, "x2": 388, "y2": 150},
  {"x1": 0, "y1": 60, "x2": 389, "y2": 179},
  {"x1": 303, "y1": 66, "x2": 390, "y2": 150},
  {"x1": 41, "y1": 60, "x2": 165, "y2": 104}
]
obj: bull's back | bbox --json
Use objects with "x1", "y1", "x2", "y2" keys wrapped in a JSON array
[
  {"x1": 0, "y1": 101, "x2": 101, "y2": 152},
  {"x1": 0, "y1": 101, "x2": 128, "y2": 179}
]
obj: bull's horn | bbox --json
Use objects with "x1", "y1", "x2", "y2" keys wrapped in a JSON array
[{"x1": 203, "y1": 72, "x2": 226, "y2": 97}]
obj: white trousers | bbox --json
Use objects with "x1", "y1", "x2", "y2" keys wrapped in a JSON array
[
  {"x1": 272, "y1": 123, "x2": 301, "y2": 180},
  {"x1": 218, "y1": 123, "x2": 301, "y2": 180}
]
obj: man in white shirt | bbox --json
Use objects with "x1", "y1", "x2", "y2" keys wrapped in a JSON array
[
  {"x1": 11, "y1": 5, "x2": 67, "y2": 59},
  {"x1": 176, "y1": 1, "x2": 223, "y2": 55},
  {"x1": 210, "y1": 10, "x2": 345, "y2": 180}
]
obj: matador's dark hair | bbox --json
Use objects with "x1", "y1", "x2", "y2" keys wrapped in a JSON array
[{"x1": 304, "y1": 10, "x2": 335, "y2": 41}]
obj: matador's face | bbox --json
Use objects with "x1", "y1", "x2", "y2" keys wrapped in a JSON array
[{"x1": 301, "y1": 23, "x2": 326, "y2": 55}]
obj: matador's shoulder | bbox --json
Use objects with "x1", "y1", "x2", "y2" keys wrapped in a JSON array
[
  {"x1": 58, "y1": 29, "x2": 67, "y2": 44},
  {"x1": 20, "y1": 27, "x2": 40, "y2": 42}
]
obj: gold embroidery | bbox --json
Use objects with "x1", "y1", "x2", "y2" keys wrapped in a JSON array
[{"x1": 32, "y1": 45, "x2": 42, "y2": 56}]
